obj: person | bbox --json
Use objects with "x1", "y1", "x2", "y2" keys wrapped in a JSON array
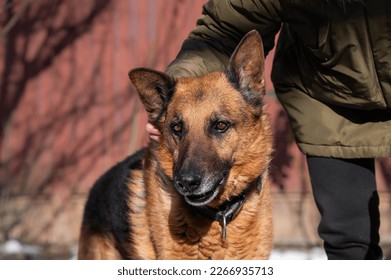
[{"x1": 146, "y1": 0, "x2": 391, "y2": 259}]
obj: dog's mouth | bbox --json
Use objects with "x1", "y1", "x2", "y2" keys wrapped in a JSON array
[
  {"x1": 184, "y1": 186, "x2": 221, "y2": 207},
  {"x1": 183, "y1": 176, "x2": 226, "y2": 207}
]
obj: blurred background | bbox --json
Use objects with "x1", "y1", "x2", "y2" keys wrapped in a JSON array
[{"x1": 1, "y1": 0, "x2": 390, "y2": 259}]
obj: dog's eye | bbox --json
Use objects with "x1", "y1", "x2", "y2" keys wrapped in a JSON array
[
  {"x1": 171, "y1": 122, "x2": 183, "y2": 136},
  {"x1": 215, "y1": 121, "x2": 230, "y2": 133}
]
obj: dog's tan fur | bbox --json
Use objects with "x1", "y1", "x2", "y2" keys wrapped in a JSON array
[{"x1": 78, "y1": 31, "x2": 273, "y2": 260}]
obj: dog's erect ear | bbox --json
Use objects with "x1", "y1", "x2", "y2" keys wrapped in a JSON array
[
  {"x1": 128, "y1": 68, "x2": 175, "y2": 123},
  {"x1": 227, "y1": 30, "x2": 265, "y2": 106}
]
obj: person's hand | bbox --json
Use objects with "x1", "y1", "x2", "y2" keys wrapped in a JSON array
[{"x1": 146, "y1": 123, "x2": 160, "y2": 141}]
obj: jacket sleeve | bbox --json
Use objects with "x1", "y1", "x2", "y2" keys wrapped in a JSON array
[{"x1": 166, "y1": 0, "x2": 282, "y2": 77}]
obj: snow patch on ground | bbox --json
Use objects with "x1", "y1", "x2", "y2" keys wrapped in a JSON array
[
  {"x1": 0, "y1": 239, "x2": 41, "y2": 257},
  {"x1": 270, "y1": 247, "x2": 327, "y2": 260}
]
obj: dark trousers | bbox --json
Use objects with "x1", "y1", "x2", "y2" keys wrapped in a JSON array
[{"x1": 307, "y1": 156, "x2": 383, "y2": 260}]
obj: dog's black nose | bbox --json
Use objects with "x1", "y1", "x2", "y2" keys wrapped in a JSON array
[{"x1": 175, "y1": 173, "x2": 202, "y2": 194}]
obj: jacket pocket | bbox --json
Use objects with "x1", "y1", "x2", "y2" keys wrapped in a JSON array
[{"x1": 307, "y1": 20, "x2": 331, "y2": 62}]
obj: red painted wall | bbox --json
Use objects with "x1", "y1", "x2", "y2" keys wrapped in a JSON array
[{"x1": 1, "y1": 0, "x2": 390, "y2": 199}]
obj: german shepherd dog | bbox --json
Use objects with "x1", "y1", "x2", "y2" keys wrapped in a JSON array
[{"x1": 78, "y1": 31, "x2": 273, "y2": 260}]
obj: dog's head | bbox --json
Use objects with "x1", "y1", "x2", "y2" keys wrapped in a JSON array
[{"x1": 129, "y1": 31, "x2": 272, "y2": 207}]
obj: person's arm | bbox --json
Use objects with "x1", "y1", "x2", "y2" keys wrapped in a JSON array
[{"x1": 166, "y1": 0, "x2": 282, "y2": 77}]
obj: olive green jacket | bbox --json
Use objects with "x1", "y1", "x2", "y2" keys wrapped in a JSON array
[{"x1": 166, "y1": 0, "x2": 391, "y2": 158}]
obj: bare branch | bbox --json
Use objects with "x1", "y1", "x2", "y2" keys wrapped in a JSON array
[{"x1": 0, "y1": 0, "x2": 34, "y2": 39}]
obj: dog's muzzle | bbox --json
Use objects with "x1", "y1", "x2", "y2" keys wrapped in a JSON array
[{"x1": 174, "y1": 171, "x2": 228, "y2": 207}]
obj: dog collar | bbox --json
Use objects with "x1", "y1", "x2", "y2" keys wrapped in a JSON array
[{"x1": 193, "y1": 176, "x2": 262, "y2": 240}]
